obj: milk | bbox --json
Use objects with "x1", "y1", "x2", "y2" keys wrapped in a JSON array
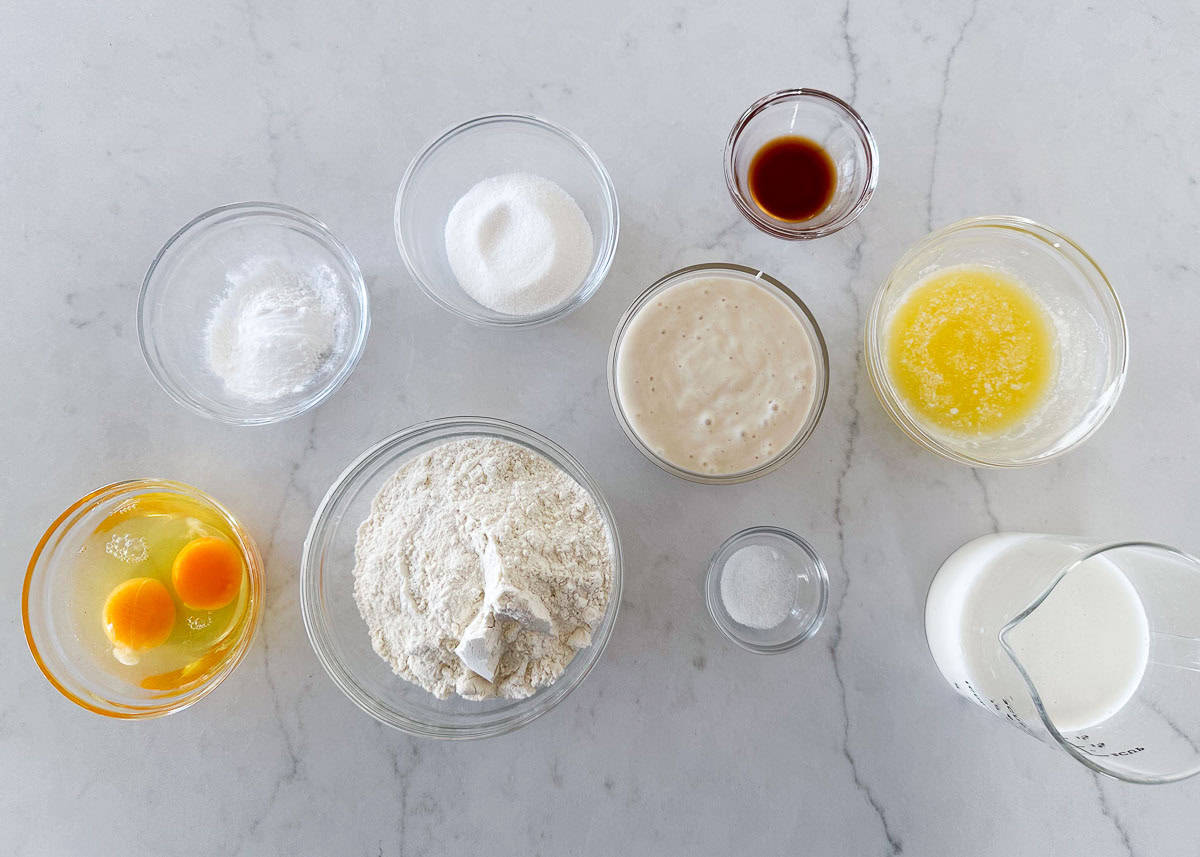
[{"x1": 925, "y1": 533, "x2": 1150, "y2": 735}]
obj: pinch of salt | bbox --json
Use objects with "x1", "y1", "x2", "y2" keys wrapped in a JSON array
[{"x1": 720, "y1": 544, "x2": 798, "y2": 630}]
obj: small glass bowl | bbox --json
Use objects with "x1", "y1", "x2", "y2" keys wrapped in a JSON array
[
  {"x1": 706, "y1": 526, "x2": 829, "y2": 654},
  {"x1": 607, "y1": 263, "x2": 829, "y2": 485},
  {"x1": 866, "y1": 216, "x2": 1128, "y2": 467},
  {"x1": 394, "y1": 114, "x2": 619, "y2": 327},
  {"x1": 138, "y1": 202, "x2": 370, "y2": 425},
  {"x1": 300, "y1": 416, "x2": 623, "y2": 739},
  {"x1": 725, "y1": 88, "x2": 878, "y2": 239},
  {"x1": 23, "y1": 479, "x2": 265, "y2": 718}
]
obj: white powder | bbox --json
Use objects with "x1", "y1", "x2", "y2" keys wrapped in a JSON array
[
  {"x1": 720, "y1": 544, "x2": 797, "y2": 629},
  {"x1": 353, "y1": 436, "x2": 614, "y2": 701},
  {"x1": 443, "y1": 173, "x2": 594, "y2": 317},
  {"x1": 205, "y1": 257, "x2": 347, "y2": 402}
]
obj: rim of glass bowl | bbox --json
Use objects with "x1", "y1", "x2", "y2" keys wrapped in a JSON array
[
  {"x1": 607, "y1": 263, "x2": 830, "y2": 484},
  {"x1": 704, "y1": 526, "x2": 830, "y2": 654},
  {"x1": 865, "y1": 215, "x2": 1129, "y2": 468},
  {"x1": 724, "y1": 88, "x2": 879, "y2": 240},
  {"x1": 299, "y1": 416, "x2": 624, "y2": 739},
  {"x1": 137, "y1": 201, "x2": 371, "y2": 426},
  {"x1": 393, "y1": 113, "x2": 620, "y2": 328},
  {"x1": 22, "y1": 479, "x2": 265, "y2": 719}
]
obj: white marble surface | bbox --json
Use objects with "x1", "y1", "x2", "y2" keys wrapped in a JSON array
[{"x1": 4, "y1": 1, "x2": 1200, "y2": 853}]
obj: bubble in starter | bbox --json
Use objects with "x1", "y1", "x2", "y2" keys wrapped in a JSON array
[{"x1": 105, "y1": 533, "x2": 149, "y2": 564}]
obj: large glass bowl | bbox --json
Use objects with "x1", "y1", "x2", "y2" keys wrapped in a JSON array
[
  {"x1": 300, "y1": 417, "x2": 623, "y2": 739},
  {"x1": 394, "y1": 114, "x2": 619, "y2": 327},
  {"x1": 23, "y1": 479, "x2": 265, "y2": 718},
  {"x1": 866, "y1": 216, "x2": 1128, "y2": 467},
  {"x1": 138, "y1": 202, "x2": 370, "y2": 425}
]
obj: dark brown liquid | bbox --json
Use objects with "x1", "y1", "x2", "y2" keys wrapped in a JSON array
[{"x1": 748, "y1": 136, "x2": 837, "y2": 222}]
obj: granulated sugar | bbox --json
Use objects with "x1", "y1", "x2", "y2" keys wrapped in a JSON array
[{"x1": 443, "y1": 173, "x2": 593, "y2": 316}]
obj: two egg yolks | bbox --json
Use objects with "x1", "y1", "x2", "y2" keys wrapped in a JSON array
[{"x1": 101, "y1": 536, "x2": 243, "y2": 655}]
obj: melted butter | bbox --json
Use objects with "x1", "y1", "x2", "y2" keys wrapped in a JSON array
[{"x1": 886, "y1": 265, "x2": 1057, "y2": 434}]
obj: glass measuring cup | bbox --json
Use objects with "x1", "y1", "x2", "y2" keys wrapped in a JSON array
[{"x1": 925, "y1": 533, "x2": 1200, "y2": 783}]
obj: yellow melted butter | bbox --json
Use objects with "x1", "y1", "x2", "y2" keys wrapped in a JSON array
[{"x1": 886, "y1": 266, "x2": 1057, "y2": 433}]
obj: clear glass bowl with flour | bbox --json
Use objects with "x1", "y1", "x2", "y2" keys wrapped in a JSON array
[
  {"x1": 608, "y1": 264, "x2": 829, "y2": 484},
  {"x1": 300, "y1": 417, "x2": 623, "y2": 739},
  {"x1": 394, "y1": 114, "x2": 619, "y2": 327},
  {"x1": 139, "y1": 202, "x2": 370, "y2": 425}
]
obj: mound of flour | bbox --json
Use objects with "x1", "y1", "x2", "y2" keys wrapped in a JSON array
[{"x1": 352, "y1": 436, "x2": 614, "y2": 700}]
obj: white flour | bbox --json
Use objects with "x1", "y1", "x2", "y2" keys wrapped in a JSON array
[
  {"x1": 353, "y1": 436, "x2": 614, "y2": 700},
  {"x1": 205, "y1": 257, "x2": 347, "y2": 402},
  {"x1": 443, "y1": 173, "x2": 594, "y2": 316}
]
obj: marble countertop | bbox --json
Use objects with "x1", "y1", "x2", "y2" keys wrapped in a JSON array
[{"x1": 5, "y1": 1, "x2": 1200, "y2": 853}]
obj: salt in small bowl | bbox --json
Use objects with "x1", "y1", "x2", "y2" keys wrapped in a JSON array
[{"x1": 705, "y1": 526, "x2": 829, "y2": 654}]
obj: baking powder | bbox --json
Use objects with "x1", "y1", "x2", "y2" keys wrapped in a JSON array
[{"x1": 205, "y1": 257, "x2": 348, "y2": 402}]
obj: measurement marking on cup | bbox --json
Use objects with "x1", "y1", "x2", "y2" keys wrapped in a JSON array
[{"x1": 1068, "y1": 735, "x2": 1145, "y2": 758}]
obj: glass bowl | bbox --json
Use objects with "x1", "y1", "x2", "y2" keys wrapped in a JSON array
[
  {"x1": 866, "y1": 216, "x2": 1128, "y2": 467},
  {"x1": 607, "y1": 263, "x2": 829, "y2": 484},
  {"x1": 705, "y1": 526, "x2": 829, "y2": 654},
  {"x1": 23, "y1": 479, "x2": 265, "y2": 718},
  {"x1": 394, "y1": 114, "x2": 619, "y2": 327},
  {"x1": 300, "y1": 416, "x2": 623, "y2": 739},
  {"x1": 725, "y1": 88, "x2": 878, "y2": 239},
  {"x1": 138, "y1": 202, "x2": 370, "y2": 425}
]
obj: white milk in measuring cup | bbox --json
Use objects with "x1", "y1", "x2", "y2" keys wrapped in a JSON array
[{"x1": 925, "y1": 533, "x2": 1150, "y2": 739}]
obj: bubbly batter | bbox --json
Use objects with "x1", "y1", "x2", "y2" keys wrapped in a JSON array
[
  {"x1": 886, "y1": 266, "x2": 1057, "y2": 434},
  {"x1": 615, "y1": 274, "x2": 819, "y2": 475}
]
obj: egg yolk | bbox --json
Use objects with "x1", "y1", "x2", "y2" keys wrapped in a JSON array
[
  {"x1": 171, "y1": 537, "x2": 243, "y2": 610},
  {"x1": 103, "y1": 577, "x2": 176, "y2": 653}
]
